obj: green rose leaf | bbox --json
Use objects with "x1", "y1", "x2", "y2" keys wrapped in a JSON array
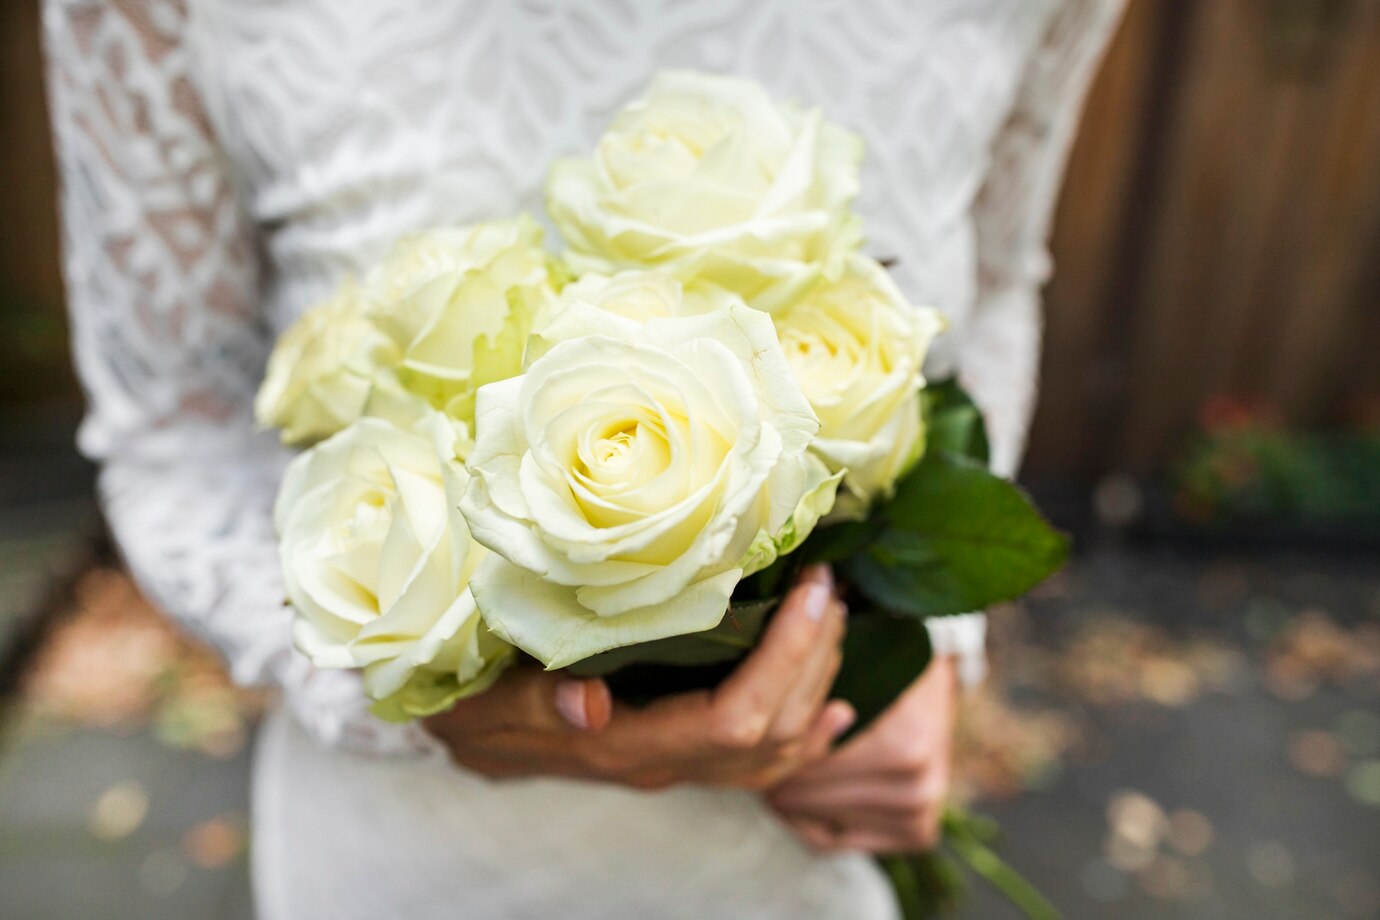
[
  {"x1": 922, "y1": 377, "x2": 990, "y2": 465},
  {"x1": 797, "y1": 518, "x2": 876, "y2": 565},
  {"x1": 565, "y1": 598, "x2": 777, "y2": 677},
  {"x1": 830, "y1": 613, "x2": 932, "y2": 734},
  {"x1": 842, "y1": 451, "x2": 1069, "y2": 617}
]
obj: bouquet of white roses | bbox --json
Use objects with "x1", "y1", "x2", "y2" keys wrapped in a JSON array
[{"x1": 257, "y1": 72, "x2": 1066, "y2": 919}]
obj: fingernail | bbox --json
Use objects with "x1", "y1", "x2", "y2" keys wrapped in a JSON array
[
  {"x1": 555, "y1": 680, "x2": 590, "y2": 730},
  {"x1": 802, "y1": 564, "x2": 834, "y2": 590},
  {"x1": 803, "y1": 583, "x2": 833, "y2": 621},
  {"x1": 830, "y1": 704, "x2": 856, "y2": 738}
]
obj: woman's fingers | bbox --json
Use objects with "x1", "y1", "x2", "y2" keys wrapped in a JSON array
[
  {"x1": 777, "y1": 792, "x2": 944, "y2": 854},
  {"x1": 771, "y1": 722, "x2": 893, "y2": 786},
  {"x1": 433, "y1": 668, "x2": 611, "y2": 736},
  {"x1": 796, "y1": 700, "x2": 856, "y2": 766},
  {"x1": 710, "y1": 565, "x2": 841, "y2": 746},
  {"x1": 713, "y1": 699, "x2": 855, "y2": 789},
  {"x1": 554, "y1": 677, "x2": 613, "y2": 731},
  {"x1": 785, "y1": 816, "x2": 837, "y2": 851},
  {"x1": 429, "y1": 564, "x2": 858, "y2": 790},
  {"x1": 769, "y1": 597, "x2": 847, "y2": 741},
  {"x1": 771, "y1": 772, "x2": 927, "y2": 817},
  {"x1": 825, "y1": 827, "x2": 926, "y2": 854},
  {"x1": 780, "y1": 805, "x2": 934, "y2": 855},
  {"x1": 580, "y1": 566, "x2": 848, "y2": 782},
  {"x1": 783, "y1": 658, "x2": 959, "y2": 788},
  {"x1": 769, "y1": 772, "x2": 949, "y2": 844},
  {"x1": 769, "y1": 662, "x2": 957, "y2": 853}
]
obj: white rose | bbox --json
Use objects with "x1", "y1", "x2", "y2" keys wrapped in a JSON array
[
  {"x1": 461, "y1": 302, "x2": 836, "y2": 669},
  {"x1": 547, "y1": 71, "x2": 864, "y2": 313},
  {"x1": 775, "y1": 254, "x2": 945, "y2": 518},
  {"x1": 254, "y1": 279, "x2": 400, "y2": 446},
  {"x1": 255, "y1": 217, "x2": 561, "y2": 445},
  {"x1": 527, "y1": 269, "x2": 738, "y2": 363},
  {"x1": 364, "y1": 215, "x2": 561, "y2": 427},
  {"x1": 275, "y1": 412, "x2": 512, "y2": 720}
]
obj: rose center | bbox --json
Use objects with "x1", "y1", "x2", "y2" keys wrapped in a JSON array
[
  {"x1": 575, "y1": 414, "x2": 671, "y2": 491},
  {"x1": 324, "y1": 487, "x2": 397, "y2": 610},
  {"x1": 780, "y1": 325, "x2": 862, "y2": 399},
  {"x1": 596, "y1": 426, "x2": 637, "y2": 465}
]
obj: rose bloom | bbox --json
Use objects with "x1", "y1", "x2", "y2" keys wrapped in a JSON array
[
  {"x1": 275, "y1": 411, "x2": 512, "y2": 720},
  {"x1": 547, "y1": 71, "x2": 864, "y2": 314},
  {"x1": 255, "y1": 216, "x2": 559, "y2": 445},
  {"x1": 775, "y1": 254, "x2": 944, "y2": 518},
  {"x1": 526, "y1": 269, "x2": 737, "y2": 363},
  {"x1": 254, "y1": 279, "x2": 399, "y2": 446},
  {"x1": 461, "y1": 298, "x2": 838, "y2": 669},
  {"x1": 363, "y1": 215, "x2": 561, "y2": 427}
]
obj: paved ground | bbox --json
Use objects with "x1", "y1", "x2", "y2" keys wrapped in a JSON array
[
  {"x1": 0, "y1": 723, "x2": 254, "y2": 920},
  {"x1": 964, "y1": 546, "x2": 1380, "y2": 919},
  {"x1": 0, "y1": 415, "x2": 253, "y2": 919}
]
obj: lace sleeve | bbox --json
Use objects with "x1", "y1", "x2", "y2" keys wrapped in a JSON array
[
  {"x1": 961, "y1": 0, "x2": 1126, "y2": 478},
  {"x1": 929, "y1": 0, "x2": 1123, "y2": 686},
  {"x1": 41, "y1": 0, "x2": 444, "y2": 761}
]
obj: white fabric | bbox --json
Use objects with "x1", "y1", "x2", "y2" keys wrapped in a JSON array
[
  {"x1": 43, "y1": 1, "x2": 1123, "y2": 917},
  {"x1": 253, "y1": 706, "x2": 900, "y2": 920},
  {"x1": 924, "y1": 613, "x2": 991, "y2": 689}
]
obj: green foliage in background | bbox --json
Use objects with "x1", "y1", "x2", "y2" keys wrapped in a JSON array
[{"x1": 1174, "y1": 420, "x2": 1380, "y2": 529}]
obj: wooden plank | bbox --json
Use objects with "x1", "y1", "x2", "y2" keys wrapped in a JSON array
[
  {"x1": 1026, "y1": 0, "x2": 1164, "y2": 478},
  {"x1": 0, "y1": 0, "x2": 64, "y2": 308},
  {"x1": 1258, "y1": 0, "x2": 1380, "y2": 421}
]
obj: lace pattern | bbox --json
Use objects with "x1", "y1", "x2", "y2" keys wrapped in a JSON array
[{"x1": 43, "y1": 0, "x2": 440, "y2": 758}]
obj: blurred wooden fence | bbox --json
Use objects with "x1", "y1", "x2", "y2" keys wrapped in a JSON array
[
  {"x1": 0, "y1": 0, "x2": 70, "y2": 406},
  {"x1": 2, "y1": 0, "x2": 1378, "y2": 478},
  {"x1": 1029, "y1": 0, "x2": 1380, "y2": 477}
]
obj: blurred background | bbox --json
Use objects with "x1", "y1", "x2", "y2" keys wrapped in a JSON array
[{"x1": 2, "y1": 1, "x2": 1378, "y2": 918}]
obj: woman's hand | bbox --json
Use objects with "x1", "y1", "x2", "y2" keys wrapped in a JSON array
[
  {"x1": 424, "y1": 565, "x2": 854, "y2": 791},
  {"x1": 767, "y1": 655, "x2": 959, "y2": 853}
]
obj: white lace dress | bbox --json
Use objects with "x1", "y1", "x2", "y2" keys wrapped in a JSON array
[{"x1": 43, "y1": 1, "x2": 1122, "y2": 917}]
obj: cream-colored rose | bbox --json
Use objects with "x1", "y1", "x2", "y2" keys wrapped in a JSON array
[
  {"x1": 275, "y1": 411, "x2": 512, "y2": 720},
  {"x1": 461, "y1": 303, "x2": 835, "y2": 669},
  {"x1": 255, "y1": 217, "x2": 561, "y2": 445},
  {"x1": 547, "y1": 71, "x2": 864, "y2": 313},
  {"x1": 775, "y1": 254, "x2": 944, "y2": 518},
  {"x1": 364, "y1": 215, "x2": 561, "y2": 427},
  {"x1": 527, "y1": 270, "x2": 737, "y2": 363},
  {"x1": 254, "y1": 279, "x2": 400, "y2": 446}
]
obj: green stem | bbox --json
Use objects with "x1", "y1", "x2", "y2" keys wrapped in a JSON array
[
  {"x1": 879, "y1": 854, "x2": 924, "y2": 919},
  {"x1": 943, "y1": 808, "x2": 1061, "y2": 920}
]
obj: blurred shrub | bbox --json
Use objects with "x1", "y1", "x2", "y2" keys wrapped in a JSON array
[{"x1": 1173, "y1": 396, "x2": 1380, "y2": 530}]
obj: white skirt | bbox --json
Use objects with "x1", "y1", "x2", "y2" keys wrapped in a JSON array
[{"x1": 252, "y1": 707, "x2": 898, "y2": 920}]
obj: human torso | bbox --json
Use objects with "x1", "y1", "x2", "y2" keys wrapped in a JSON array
[{"x1": 189, "y1": 3, "x2": 1060, "y2": 917}]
